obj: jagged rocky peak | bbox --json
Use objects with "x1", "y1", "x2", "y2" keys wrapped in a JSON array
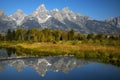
[
  {"x1": 33, "y1": 4, "x2": 49, "y2": 15},
  {"x1": 51, "y1": 7, "x2": 74, "y2": 22},
  {"x1": 36, "y1": 4, "x2": 48, "y2": 12},
  {"x1": 51, "y1": 8, "x2": 59, "y2": 14},
  {"x1": 31, "y1": 4, "x2": 51, "y2": 23},
  {"x1": 10, "y1": 9, "x2": 26, "y2": 25},
  {"x1": 59, "y1": 7, "x2": 78, "y2": 21},
  {"x1": 50, "y1": 8, "x2": 59, "y2": 17},
  {"x1": 61, "y1": 7, "x2": 72, "y2": 13},
  {"x1": 0, "y1": 9, "x2": 15, "y2": 23},
  {"x1": 105, "y1": 16, "x2": 120, "y2": 23},
  {"x1": 0, "y1": 9, "x2": 8, "y2": 19},
  {"x1": 105, "y1": 16, "x2": 120, "y2": 28}
]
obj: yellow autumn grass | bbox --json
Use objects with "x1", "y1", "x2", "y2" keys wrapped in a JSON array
[{"x1": 15, "y1": 42, "x2": 120, "y2": 53}]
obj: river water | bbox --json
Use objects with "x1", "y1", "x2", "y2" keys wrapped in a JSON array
[
  {"x1": 0, "y1": 48, "x2": 120, "y2": 80},
  {"x1": 0, "y1": 56, "x2": 120, "y2": 80}
]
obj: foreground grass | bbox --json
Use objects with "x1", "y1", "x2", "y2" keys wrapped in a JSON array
[{"x1": 0, "y1": 41, "x2": 120, "y2": 66}]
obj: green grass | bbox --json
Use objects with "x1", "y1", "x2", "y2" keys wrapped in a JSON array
[{"x1": 0, "y1": 41, "x2": 120, "y2": 66}]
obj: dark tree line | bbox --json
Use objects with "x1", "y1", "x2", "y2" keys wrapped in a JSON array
[{"x1": 0, "y1": 28, "x2": 120, "y2": 42}]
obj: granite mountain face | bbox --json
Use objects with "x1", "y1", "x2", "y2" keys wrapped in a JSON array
[
  {"x1": 0, "y1": 4, "x2": 120, "y2": 34},
  {"x1": 0, "y1": 9, "x2": 16, "y2": 33},
  {"x1": 105, "y1": 16, "x2": 120, "y2": 28},
  {"x1": 10, "y1": 9, "x2": 26, "y2": 25}
]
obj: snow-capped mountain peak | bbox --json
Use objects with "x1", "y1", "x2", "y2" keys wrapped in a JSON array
[
  {"x1": 36, "y1": 4, "x2": 48, "y2": 12},
  {"x1": 31, "y1": 4, "x2": 51, "y2": 23},
  {"x1": 61, "y1": 7, "x2": 72, "y2": 13},
  {"x1": 59, "y1": 7, "x2": 77, "y2": 21},
  {"x1": 10, "y1": 9, "x2": 26, "y2": 25}
]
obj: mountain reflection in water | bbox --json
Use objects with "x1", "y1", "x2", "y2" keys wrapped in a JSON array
[
  {"x1": 0, "y1": 57, "x2": 89, "y2": 77},
  {"x1": 0, "y1": 57, "x2": 120, "y2": 80}
]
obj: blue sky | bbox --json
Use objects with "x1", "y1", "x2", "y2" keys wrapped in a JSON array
[{"x1": 0, "y1": 0, "x2": 120, "y2": 20}]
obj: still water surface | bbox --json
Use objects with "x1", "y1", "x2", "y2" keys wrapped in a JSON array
[{"x1": 0, "y1": 56, "x2": 120, "y2": 80}]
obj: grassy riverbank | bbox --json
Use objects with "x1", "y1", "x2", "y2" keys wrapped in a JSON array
[
  {"x1": 0, "y1": 41, "x2": 120, "y2": 66},
  {"x1": 0, "y1": 40, "x2": 119, "y2": 66},
  {"x1": 0, "y1": 29, "x2": 120, "y2": 66}
]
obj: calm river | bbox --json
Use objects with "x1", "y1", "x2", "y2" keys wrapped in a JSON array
[{"x1": 0, "y1": 49, "x2": 120, "y2": 80}]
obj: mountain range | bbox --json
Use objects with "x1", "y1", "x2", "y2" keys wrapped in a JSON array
[{"x1": 0, "y1": 4, "x2": 120, "y2": 34}]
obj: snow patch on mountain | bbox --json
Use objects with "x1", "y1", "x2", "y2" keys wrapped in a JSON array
[{"x1": 10, "y1": 9, "x2": 26, "y2": 25}]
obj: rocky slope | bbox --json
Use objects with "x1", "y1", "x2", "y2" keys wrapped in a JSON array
[{"x1": 0, "y1": 9, "x2": 16, "y2": 33}]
